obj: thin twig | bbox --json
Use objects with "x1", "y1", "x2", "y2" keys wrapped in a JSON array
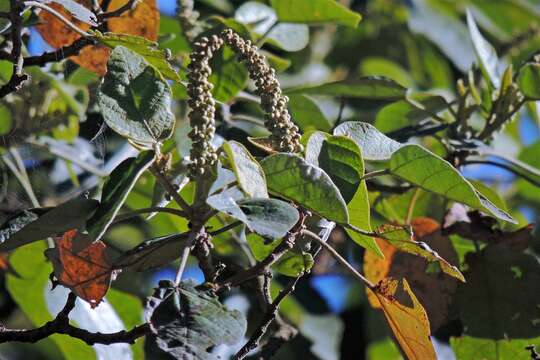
[
  {"x1": 150, "y1": 164, "x2": 192, "y2": 214},
  {"x1": 360, "y1": 169, "x2": 391, "y2": 181},
  {"x1": 0, "y1": 0, "x2": 27, "y2": 98},
  {"x1": 302, "y1": 229, "x2": 375, "y2": 289},
  {"x1": 25, "y1": 1, "x2": 90, "y2": 37},
  {"x1": 405, "y1": 187, "x2": 420, "y2": 225},
  {"x1": 113, "y1": 207, "x2": 188, "y2": 223},
  {"x1": 23, "y1": 37, "x2": 94, "y2": 67},
  {"x1": 209, "y1": 221, "x2": 243, "y2": 236}
]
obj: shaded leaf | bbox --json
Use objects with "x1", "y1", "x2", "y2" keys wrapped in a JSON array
[
  {"x1": 333, "y1": 121, "x2": 403, "y2": 161},
  {"x1": 93, "y1": 31, "x2": 181, "y2": 81},
  {"x1": 285, "y1": 77, "x2": 407, "y2": 100},
  {"x1": 87, "y1": 151, "x2": 155, "y2": 241},
  {"x1": 114, "y1": 233, "x2": 188, "y2": 271},
  {"x1": 288, "y1": 94, "x2": 332, "y2": 132},
  {"x1": 270, "y1": 0, "x2": 362, "y2": 28},
  {"x1": 374, "y1": 95, "x2": 448, "y2": 134},
  {"x1": 246, "y1": 232, "x2": 313, "y2": 277},
  {"x1": 46, "y1": 230, "x2": 113, "y2": 308},
  {"x1": 222, "y1": 140, "x2": 268, "y2": 198},
  {"x1": 466, "y1": 9, "x2": 502, "y2": 88},
  {"x1": 207, "y1": 192, "x2": 299, "y2": 239},
  {"x1": 311, "y1": 135, "x2": 381, "y2": 256},
  {"x1": 390, "y1": 144, "x2": 515, "y2": 223},
  {"x1": 517, "y1": 63, "x2": 540, "y2": 100},
  {"x1": 146, "y1": 280, "x2": 247, "y2": 360},
  {"x1": 261, "y1": 153, "x2": 349, "y2": 223},
  {"x1": 98, "y1": 47, "x2": 175, "y2": 145},
  {"x1": 370, "y1": 278, "x2": 436, "y2": 360},
  {"x1": 210, "y1": 45, "x2": 249, "y2": 102},
  {"x1": 0, "y1": 197, "x2": 99, "y2": 252}
]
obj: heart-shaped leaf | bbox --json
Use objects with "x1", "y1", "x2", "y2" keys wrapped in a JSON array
[
  {"x1": 261, "y1": 153, "x2": 349, "y2": 223},
  {"x1": 146, "y1": 281, "x2": 247, "y2": 360},
  {"x1": 98, "y1": 46, "x2": 175, "y2": 145}
]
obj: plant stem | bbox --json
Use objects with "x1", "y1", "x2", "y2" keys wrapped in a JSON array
[
  {"x1": 150, "y1": 165, "x2": 191, "y2": 214},
  {"x1": 405, "y1": 187, "x2": 420, "y2": 225},
  {"x1": 302, "y1": 229, "x2": 375, "y2": 289},
  {"x1": 360, "y1": 169, "x2": 391, "y2": 181},
  {"x1": 209, "y1": 221, "x2": 243, "y2": 236},
  {"x1": 113, "y1": 207, "x2": 188, "y2": 223}
]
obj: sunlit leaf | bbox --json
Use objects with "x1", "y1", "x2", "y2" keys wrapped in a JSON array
[
  {"x1": 288, "y1": 94, "x2": 332, "y2": 132},
  {"x1": 370, "y1": 278, "x2": 436, "y2": 360},
  {"x1": 333, "y1": 121, "x2": 403, "y2": 161},
  {"x1": 517, "y1": 63, "x2": 540, "y2": 100},
  {"x1": 261, "y1": 153, "x2": 349, "y2": 223},
  {"x1": 270, "y1": 0, "x2": 362, "y2": 28},
  {"x1": 222, "y1": 140, "x2": 268, "y2": 198},
  {"x1": 98, "y1": 47, "x2": 175, "y2": 145},
  {"x1": 390, "y1": 144, "x2": 515, "y2": 223},
  {"x1": 207, "y1": 191, "x2": 299, "y2": 239}
]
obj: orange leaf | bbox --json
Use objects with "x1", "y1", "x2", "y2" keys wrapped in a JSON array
[
  {"x1": 48, "y1": 229, "x2": 113, "y2": 308},
  {"x1": 364, "y1": 217, "x2": 461, "y2": 331},
  {"x1": 370, "y1": 278, "x2": 436, "y2": 360},
  {"x1": 37, "y1": 0, "x2": 159, "y2": 75}
]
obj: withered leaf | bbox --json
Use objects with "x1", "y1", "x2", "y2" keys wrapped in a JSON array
[
  {"x1": 370, "y1": 278, "x2": 436, "y2": 360},
  {"x1": 46, "y1": 229, "x2": 113, "y2": 308}
]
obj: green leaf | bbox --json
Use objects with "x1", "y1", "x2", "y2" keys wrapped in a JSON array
[
  {"x1": 288, "y1": 94, "x2": 332, "y2": 132},
  {"x1": 285, "y1": 77, "x2": 407, "y2": 100},
  {"x1": 333, "y1": 121, "x2": 403, "y2": 161},
  {"x1": 207, "y1": 192, "x2": 299, "y2": 239},
  {"x1": 0, "y1": 198, "x2": 99, "y2": 252},
  {"x1": 147, "y1": 281, "x2": 247, "y2": 359},
  {"x1": 466, "y1": 9, "x2": 502, "y2": 88},
  {"x1": 261, "y1": 153, "x2": 349, "y2": 223},
  {"x1": 451, "y1": 336, "x2": 540, "y2": 360},
  {"x1": 7, "y1": 242, "x2": 97, "y2": 359},
  {"x1": 270, "y1": 0, "x2": 362, "y2": 28},
  {"x1": 389, "y1": 144, "x2": 515, "y2": 223},
  {"x1": 93, "y1": 32, "x2": 181, "y2": 81},
  {"x1": 98, "y1": 46, "x2": 175, "y2": 145},
  {"x1": 517, "y1": 63, "x2": 540, "y2": 100},
  {"x1": 516, "y1": 141, "x2": 540, "y2": 204},
  {"x1": 114, "y1": 233, "x2": 188, "y2": 271},
  {"x1": 235, "y1": 1, "x2": 309, "y2": 52},
  {"x1": 222, "y1": 140, "x2": 268, "y2": 198},
  {"x1": 374, "y1": 95, "x2": 448, "y2": 134},
  {"x1": 359, "y1": 57, "x2": 414, "y2": 88},
  {"x1": 210, "y1": 45, "x2": 248, "y2": 102},
  {"x1": 318, "y1": 136, "x2": 363, "y2": 203},
  {"x1": 377, "y1": 224, "x2": 465, "y2": 281},
  {"x1": 0, "y1": 104, "x2": 12, "y2": 135},
  {"x1": 87, "y1": 151, "x2": 155, "y2": 241},
  {"x1": 316, "y1": 136, "x2": 381, "y2": 256}
]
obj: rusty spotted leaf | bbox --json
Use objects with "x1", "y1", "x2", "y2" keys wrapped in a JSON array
[
  {"x1": 365, "y1": 218, "x2": 461, "y2": 332},
  {"x1": 370, "y1": 278, "x2": 436, "y2": 360},
  {"x1": 37, "y1": 0, "x2": 159, "y2": 75},
  {"x1": 47, "y1": 229, "x2": 113, "y2": 308}
]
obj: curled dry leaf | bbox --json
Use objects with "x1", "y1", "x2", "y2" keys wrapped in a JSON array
[
  {"x1": 37, "y1": 0, "x2": 159, "y2": 75},
  {"x1": 370, "y1": 278, "x2": 436, "y2": 360},
  {"x1": 46, "y1": 229, "x2": 113, "y2": 308},
  {"x1": 365, "y1": 217, "x2": 461, "y2": 331}
]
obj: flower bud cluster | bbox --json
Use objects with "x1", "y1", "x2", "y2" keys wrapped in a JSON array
[
  {"x1": 187, "y1": 34, "x2": 224, "y2": 178},
  {"x1": 221, "y1": 28, "x2": 302, "y2": 153}
]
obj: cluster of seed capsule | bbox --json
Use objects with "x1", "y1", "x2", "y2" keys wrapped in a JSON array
[
  {"x1": 187, "y1": 34, "x2": 224, "y2": 178},
  {"x1": 221, "y1": 28, "x2": 303, "y2": 153}
]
